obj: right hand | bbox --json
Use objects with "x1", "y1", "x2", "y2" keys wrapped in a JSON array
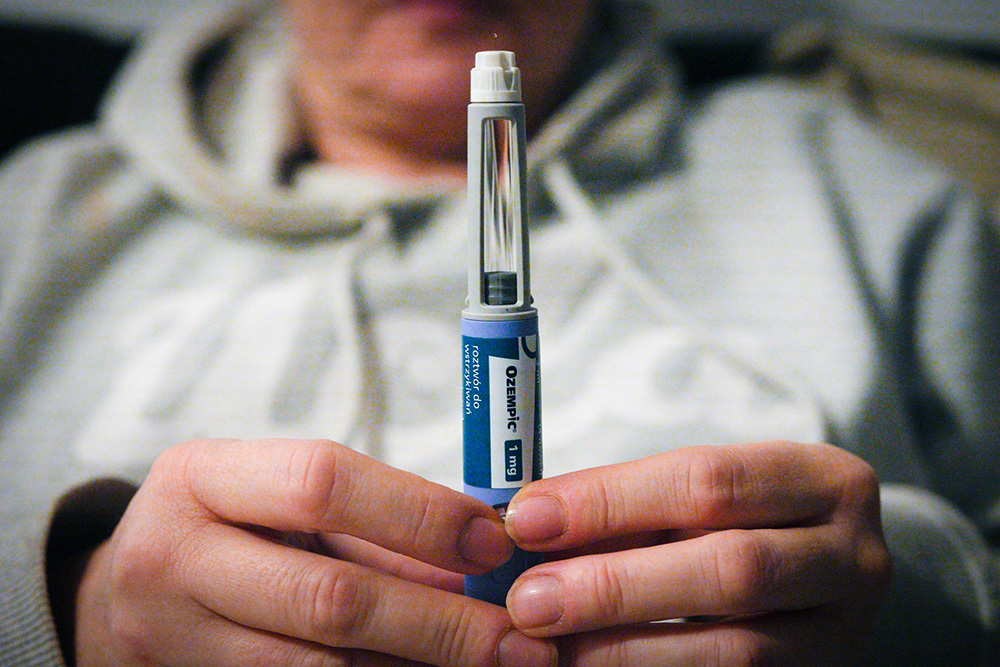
[{"x1": 69, "y1": 438, "x2": 557, "y2": 666}]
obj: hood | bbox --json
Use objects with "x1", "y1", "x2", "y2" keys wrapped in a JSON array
[
  {"x1": 831, "y1": 0, "x2": 1000, "y2": 48},
  {"x1": 99, "y1": 0, "x2": 683, "y2": 238}
]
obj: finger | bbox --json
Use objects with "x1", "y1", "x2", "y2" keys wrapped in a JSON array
[
  {"x1": 563, "y1": 607, "x2": 864, "y2": 667},
  {"x1": 182, "y1": 521, "x2": 558, "y2": 667},
  {"x1": 154, "y1": 610, "x2": 354, "y2": 667},
  {"x1": 171, "y1": 614, "x2": 435, "y2": 667},
  {"x1": 320, "y1": 532, "x2": 464, "y2": 593},
  {"x1": 505, "y1": 442, "x2": 875, "y2": 549},
  {"x1": 507, "y1": 527, "x2": 855, "y2": 636},
  {"x1": 194, "y1": 620, "x2": 438, "y2": 667},
  {"x1": 247, "y1": 530, "x2": 464, "y2": 593},
  {"x1": 162, "y1": 438, "x2": 513, "y2": 573}
]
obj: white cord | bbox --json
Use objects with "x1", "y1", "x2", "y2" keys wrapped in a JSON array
[
  {"x1": 542, "y1": 159, "x2": 688, "y2": 325},
  {"x1": 542, "y1": 158, "x2": 829, "y2": 429},
  {"x1": 332, "y1": 211, "x2": 390, "y2": 459}
]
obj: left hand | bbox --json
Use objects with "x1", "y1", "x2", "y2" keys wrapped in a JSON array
[{"x1": 502, "y1": 441, "x2": 892, "y2": 666}]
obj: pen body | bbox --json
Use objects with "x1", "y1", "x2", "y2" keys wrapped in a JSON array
[
  {"x1": 462, "y1": 316, "x2": 542, "y2": 605},
  {"x1": 463, "y1": 51, "x2": 541, "y2": 605}
]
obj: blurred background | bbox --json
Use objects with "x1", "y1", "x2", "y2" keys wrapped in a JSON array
[
  {"x1": 0, "y1": 0, "x2": 818, "y2": 38},
  {"x1": 0, "y1": 0, "x2": 997, "y2": 159},
  {"x1": 0, "y1": 0, "x2": 815, "y2": 160}
]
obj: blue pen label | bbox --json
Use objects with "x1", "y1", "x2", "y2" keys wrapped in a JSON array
[{"x1": 463, "y1": 329, "x2": 538, "y2": 489}]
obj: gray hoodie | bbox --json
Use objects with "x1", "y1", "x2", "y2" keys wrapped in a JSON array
[{"x1": 1, "y1": 0, "x2": 997, "y2": 663}]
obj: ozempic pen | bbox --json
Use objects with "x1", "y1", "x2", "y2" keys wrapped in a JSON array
[{"x1": 462, "y1": 50, "x2": 543, "y2": 606}]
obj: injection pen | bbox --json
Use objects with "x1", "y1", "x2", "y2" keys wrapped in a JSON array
[{"x1": 462, "y1": 50, "x2": 543, "y2": 606}]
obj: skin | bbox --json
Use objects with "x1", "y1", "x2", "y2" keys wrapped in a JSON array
[
  {"x1": 72, "y1": 439, "x2": 558, "y2": 666},
  {"x1": 504, "y1": 442, "x2": 891, "y2": 665},
  {"x1": 285, "y1": 0, "x2": 597, "y2": 180},
  {"x1": 60, "y1": 1, "x2": 892, "y2": 665}
]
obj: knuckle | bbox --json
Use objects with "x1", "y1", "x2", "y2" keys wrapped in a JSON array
[
  {"x1": 589, "y1": 476, "x2": 617, "y2": 537},
  {"x1": 569, "y1": 474, "x2": 616, "y2": 540},
  {"x1": 713, "y1": 531, "x2": 779, "y2": 609},
  {"x1": 287, "y1": 649, "x2": 353, "y2": 667},
  {"x1": 149, "y1": 440, "x2": 199, "y2": 487},
  {"x1": 839, "y1": 456, "x2": 881, "y2": 510},
  {"x1": 830, "y1": 456, "x2": 893, "y2": 597},
  {"x1": 294, "y1": 564, "x2": 371, "y2": 640},
  {"x1": 601, "y1": 635, "x2": 635, "y2": 667},
  {"x1": 427, "y1": 601, "x2": 477, "y2": 666},
  {"x1": 858, "y1": 531, "x2": 893, "y2": 594},
  {"x1": 870, "y1": 539, "x2": 893, "y2": 585},
  {"x1": 678, "y1": 447, "x2": 742, "y2": 524},
  {"x1": 106, "y1": 603, "x2": 155, "y2": 661},
  {"x1": 569, "y1": 632, "x2": 632, "y2": 667},
  {"x1": 283, "y1": 441, "x2": 351, "y2": 526},
  {"x1": 398, "y1": 487, "x2": 443, "y2": 551},
  {"x1": 589, "y1": 558, "x2": 629, "y2": 622},
  {"x1": 108, "y1": 524, "x2": 174, "y2": 598},
  {"x1": 714, "y1": 627, "x2": 778, "y2": 667},
  {"x1": 150, "y1": 438, "x2": 232, "y2": 503}
]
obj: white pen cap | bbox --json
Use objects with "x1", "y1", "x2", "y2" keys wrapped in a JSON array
[{"x1": 470, "y1": 50, "x2": 521, "y2": 103}]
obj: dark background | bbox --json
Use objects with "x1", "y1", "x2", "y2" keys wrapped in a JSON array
[
  {"x1": 0, "y1": 19, "x2": 775, "y2": 162},
  {"x1": 1, "y1": 23, "x2": 130, "y2": 159}
]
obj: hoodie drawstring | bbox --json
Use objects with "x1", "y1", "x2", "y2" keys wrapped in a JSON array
[
  {"x1": 543, "y1": 158, "x2": 827, "y2": 424},
  {"x1": 328, "y1": 212, "x2": 390, "y2": 460}
]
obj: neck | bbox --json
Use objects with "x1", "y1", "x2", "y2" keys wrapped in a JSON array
[{"x1": 292, "y1": 59, "x2": 469, "y2": 183}]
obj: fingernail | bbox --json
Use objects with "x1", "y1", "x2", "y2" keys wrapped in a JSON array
[
  {"x1": 507, "y1": 575, "x2": 564, "y2": 630},
  {"x1": 459, "y1": 516, "x2": 514, "y2": 570},
  {"x1": 497, "y1": 629, "x2": 558, "y2": 667},
  {"x1": 505, "y1": 495, "x2": 567, "y2": 544}
]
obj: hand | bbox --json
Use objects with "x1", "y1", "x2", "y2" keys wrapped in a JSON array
[
  {"x1": 503, "y1": 441, "x2": 891, "y2": 666},
  {"x1": 70, "y1": 438, "x2": 558, "y2": 667}
]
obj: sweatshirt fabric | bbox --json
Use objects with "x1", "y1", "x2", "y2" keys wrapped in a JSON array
[{"x1": 1, "y1": 0, "x2": 997, "y2": 663}]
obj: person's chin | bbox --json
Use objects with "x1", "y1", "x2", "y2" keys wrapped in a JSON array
[{"x1": 362, "y1": 0, "x2": 511, "y2": 103}]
